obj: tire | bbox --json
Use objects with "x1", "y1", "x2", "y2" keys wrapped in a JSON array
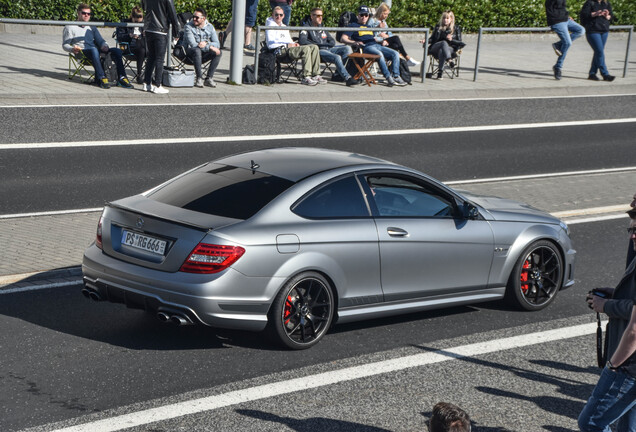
[
  {"x1": 505, "y1": 240, "x2": 563, "y2": 311},
  {"x1": 268, "y1": 272, "x2": 335, "y2": 350}
]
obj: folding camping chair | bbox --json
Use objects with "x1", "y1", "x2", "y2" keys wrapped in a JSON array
[{"x1": 68, "y1": 52, "x2": 96, "y2": 83}]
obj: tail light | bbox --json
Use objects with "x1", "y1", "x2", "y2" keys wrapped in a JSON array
[
  {"x1": 180, "y1": 243, "x2": 245, "y2": 274},
  {"x1": 96, "y1": 216, "x2": 103, "y2": 249}
]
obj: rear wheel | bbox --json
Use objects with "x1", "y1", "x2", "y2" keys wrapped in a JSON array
[
  {"x1": 506, "y1": 240, "x2": 563, "y2": 311},
  {"x1": 268, "y1": 272, "x2": 334, "y2": 350}
]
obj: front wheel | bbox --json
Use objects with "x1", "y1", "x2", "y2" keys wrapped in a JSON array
[
  {"x1": 268, "y1": 272, "x2": 335, "y2": 350},
  {"x1": 506, "y1": 240, "x2": 563, "y2": 311}
]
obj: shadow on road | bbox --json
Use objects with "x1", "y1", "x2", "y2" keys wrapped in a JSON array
[{"x1": 236, "y1": 409, "x2": 393, "y2": 431}]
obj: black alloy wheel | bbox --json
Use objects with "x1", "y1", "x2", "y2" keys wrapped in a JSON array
[
  {"x1": 269, "y1": 272, "x2": 334, "y2": 350},
  {"x1": 506, "y1": 240, "x2": 563, "y2": 311}
]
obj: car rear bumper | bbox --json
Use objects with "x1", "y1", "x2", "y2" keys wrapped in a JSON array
[{"x1": 82, "y1": 244, "x2": 280, "y2": 332}]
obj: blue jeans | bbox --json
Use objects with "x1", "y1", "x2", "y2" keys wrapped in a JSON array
[
  {"x1": 586, "y1": 32, "x2": 609, "y2": 76},
  {"x1": 269, "y1": 1, "x2": 291, "y2": 26},
  {"x1": 363, "y1": 44, "x2": 400, "y2": 79},
  {"x1": 319, "y1": 45, "x2": 352, "y2": 79},
  {"x1": 551, "y1": 19, "x2": 585, "y2": 69},
  {"x1": 578, "y1": 366, "x2": 636, "y2": 432},
  {"x1": 82, "y1": 46, "x2": 125, "y2": 80}
]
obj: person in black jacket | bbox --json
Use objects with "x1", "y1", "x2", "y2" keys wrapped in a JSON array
[
  {"x1": 424, "y1": 11, "x2": 463, "y2": 80},
  {"x1": 545, "y1": 0, "x2": 585, "y2": 80},
  {"x1": 580, "y1": 0, "x2": 615, "y2": 81},
  {"x1": 298, "y1": 8, "x2": 358, "y2": 86},
  {"x1": 115, "y1": 6, "x2": 146, "y2": 84},
  {"x1": 142, "y1": 0, "x2": 180, "y2": 94}
]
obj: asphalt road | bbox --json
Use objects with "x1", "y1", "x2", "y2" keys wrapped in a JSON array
[{"x1": 1, "y1": 95, "x2": 635, "y2": 431}]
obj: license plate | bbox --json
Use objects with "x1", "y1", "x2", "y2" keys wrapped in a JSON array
[{"x1": 121, "y1": 230, "x2": 167, "y2": 255}]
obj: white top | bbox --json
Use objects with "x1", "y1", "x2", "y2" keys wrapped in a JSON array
[{"x1": 265, "y1": 17, "x2": 294, "y2": 49}]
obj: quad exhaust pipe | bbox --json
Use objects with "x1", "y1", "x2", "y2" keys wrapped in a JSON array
[{"x1": 156, "y1": 311, "x2": 193, "y2": 326}]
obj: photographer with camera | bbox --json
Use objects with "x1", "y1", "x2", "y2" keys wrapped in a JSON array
[{"x1": 579, "y1": 209, "x2": 636, "y2": 432}]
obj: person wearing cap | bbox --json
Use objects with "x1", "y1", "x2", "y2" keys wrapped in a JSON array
[{"x1": 340, "y1": 5, "x2": 407, "y2": 87}]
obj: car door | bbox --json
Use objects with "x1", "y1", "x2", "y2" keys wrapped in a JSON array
[{"x1": 363, "y1": 172, "x2": 495, "y2": 302}]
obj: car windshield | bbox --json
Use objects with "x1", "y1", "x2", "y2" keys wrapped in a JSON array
[{"x1": 147, "y1": 163, "x2": 294, "y2": 220}]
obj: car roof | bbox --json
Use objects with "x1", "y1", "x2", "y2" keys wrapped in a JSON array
[{"x1": 214, "y1": 147, "x2": 397, "y2": 181}]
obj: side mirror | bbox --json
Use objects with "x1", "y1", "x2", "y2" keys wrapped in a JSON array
[{"x1": 462, "y1": 202, "x2": 479, "y2": 220}]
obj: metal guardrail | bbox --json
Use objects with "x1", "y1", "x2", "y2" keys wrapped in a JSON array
[
  {"x1": 0, "y1": 17, "x2": 142, "y2": 28},
  {"x1": 473, "y1": 25, "x2": 634, "y2": 81},
  {"x1": 254, "y1": 25, "x2": 429, "y2": 84}
]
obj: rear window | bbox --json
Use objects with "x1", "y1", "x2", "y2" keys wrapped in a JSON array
[{"x1": 148, "y1": 164, "x2": 294, "y2": 220}]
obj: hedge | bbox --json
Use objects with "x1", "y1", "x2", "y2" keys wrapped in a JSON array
[{"x1": 1, "y1": 0, "x2": 634, "y2": 32}]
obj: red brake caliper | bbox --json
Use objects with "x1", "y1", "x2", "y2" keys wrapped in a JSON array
[
  {"x1": 284, "y1": 295, "x2": 294, "y2": 324},
  {"x1": 520, "y1": 260, "x2": 531, "y2": 293}
]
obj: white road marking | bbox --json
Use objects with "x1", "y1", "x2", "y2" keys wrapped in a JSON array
[
  {"x1": 446, "y1": 166, "x2": 636, "y2": 185},
  {"x1": 44, "y1": 322, "x2": 597, "y2": 432},
  {"x1": 2, "y1": 118, "x2": 635, "y2": 150},
  {"x1": 0, "y1": 208, "x2": 103, "y2": 219},
  {"x1": 1, "y1": 92, "x2": 634, "y2": 109}
]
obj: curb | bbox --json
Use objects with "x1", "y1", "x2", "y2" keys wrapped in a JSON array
[{"x1": 0, "y1": 266, "x2": 82, "y2": 287}]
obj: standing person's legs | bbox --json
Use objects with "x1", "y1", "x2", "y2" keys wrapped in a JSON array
[
  {"x1": 578, "y1": 367, "x2": 636, "y2": 432},
  {"x1": 145, "y1": 32, "x2": 167, "y2": 87},
  {"x1": 586, "y1": 32, "x2": 609, "y2": 76},
  {"x1": 551, "y1": 20, "x2": 573, "y2": 69},
  {"x1": 244, "y1": 0, "x2": 259, "y2": 46}
]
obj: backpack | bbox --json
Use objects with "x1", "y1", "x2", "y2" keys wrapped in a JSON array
[
  {"x1": 242, "y1": 64, "x2": 256, "y2": 85},
  {"x1": 100, "y1": 52, "x2": 118, "y2": 84},
  {"x1": 258, "y1": 51, "x2": 278, "y2": 85},
  {"x1": 336, "y1": 11, "x2": 357, "y2": 43},
  {"x1": 399, "y1": 58, "x2": 412, "y2": 84}
]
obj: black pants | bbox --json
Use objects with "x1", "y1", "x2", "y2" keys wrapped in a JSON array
[
  {"x1": 145, "y1": 32, "x2": 168, "y2": 87},
  {"x1": 130, "y1": 37, "x2": 146, "y2": 77},
  {"x1": 386, "y1": 35, "x2": 408, "y2": 58},
  {"x1": 185, "y1": 47, "x2": 222, "y2": 79}
]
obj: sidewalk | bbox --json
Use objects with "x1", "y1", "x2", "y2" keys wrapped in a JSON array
[
  {"x1": 1, "y1": 25, "x2": 635, "y2": 286},
  {"x1": 0, "y1": 24, "x2": 635, "y2": 105}
]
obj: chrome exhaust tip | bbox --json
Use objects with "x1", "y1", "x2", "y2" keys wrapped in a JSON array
[
  {"x1": 157, "y1": 312, "x2": 170, "y2": 323},
  {"x1": 88, "y1": 291, "x2": 102, "y2": 301},
  {"x1": 170, "y1": 315, "x2": 188, "y2": 326}
]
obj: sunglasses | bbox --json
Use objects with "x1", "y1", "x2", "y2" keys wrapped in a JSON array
[
  {"x1": 193, "y1": 15, "x2": 203, "y2": 20},
  {"x1": 628, "y1": 227, "x2": 636, "y2": 235},
  {"x1": 80, "y1": 11, "x2": 92, "y2": 16},
  {"x1": 359, "y1": 13, "x2": 369, "y2": 17},
  {"x1": 274, "y1": 13, "x2": 284, "y2": 17}
]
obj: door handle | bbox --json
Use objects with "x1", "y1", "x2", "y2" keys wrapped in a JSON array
[{"x1": 387, "y1": 227, "x2": 409, "y2": 237}]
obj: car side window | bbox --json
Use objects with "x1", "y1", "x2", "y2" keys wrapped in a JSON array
[
  {"x1": 366, "y1": 175, "x2": 455, "y2": 218},
  {"x1": 293, "y1": 175, "x2": 370, "y2": 219}
]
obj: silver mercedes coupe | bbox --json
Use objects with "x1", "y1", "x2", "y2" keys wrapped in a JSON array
[{"x1": 82, "y1": 148, "x2": 576, "y2": 349}]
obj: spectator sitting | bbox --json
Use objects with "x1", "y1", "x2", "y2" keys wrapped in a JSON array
[
  {"x1": 265, "y1": 6, "x2": 325, "y2": 86},
  {"x1": 368, "y1": 2, "x2": 420, "y2": 67},
  {"x1": 422, "y1": 10, "x2": 464, "y2": 80},
  {"x1": 429, "y1": 402, "x2": 471, "y2": 432},
  {"x1": 340, "y1": 5, "x2": 407, "y2": 87},
  {"x1": 62, "y1": 3, "x2": 134, "y2": 89},
  {"x1": 299, "y1": 7, "x2": 359, "y2": 86},
  {"x1": 184, "y1": 7, "x2": 222, "y2": 88},
  {"x1": 115, "y1": 6, "x2": 146, "y2": 84}
]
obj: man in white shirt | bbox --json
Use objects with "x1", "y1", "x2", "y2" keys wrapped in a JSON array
[{"x1": 265, "y1": 7, "x2": 324, "y2": 86}]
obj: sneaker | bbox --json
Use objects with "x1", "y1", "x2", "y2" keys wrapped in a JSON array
[
  {"x1": 151, "y1": 85, "x2": 169, "y2": 94},
  {"x1": 205, "y1": 77, "x2": 217, "y2": 88},
  {"x1": 552, "y1": 42, "x2": 562, "y2": 56},
  {"x1": 117, "y1": 77, "x2": 134, "y2": 89},
  {"x1": 99, "y1": 78, "x2": 110, "y2": 89},
  {"x1": 437, "y1": 71, "x2": 443, "y2": 80},
  {"x1": 301, "y1": 76, "x2": 318, "y2": 86},
  {"x1": 393, "y1": 76, "x2": 408, "y2": 86},
  {"x1": 331, "y1": 74, "x2": 345, "y2": 82},
  {"x1": 386, "y1": 76, "x2": 396, "y2": 87},
  {"x1": 345, "y1": 77, "x2": 359, "y2": 86},
  {"x1": 195, "y1": 77, "x2": 204, "y2": 88},
  {"x1": 553, "y1": 65, "x2": 562, "y2": 80},
  {"x1": 602, "y1": 74, "x2": 615, "y2": 82},
  {"x1": 312, "y1": 75, "x2": 328, "y2": 84},
  {"x1": 243, "y1": 44, "x2": 255, "y2": 51},
  {"x1": 143, "y1": 83, "x2": 155, "y2": 92},
  {"x1": 136, "y1": 76, "x2": 144, "y2": 85},
  {"x1": 588, "y1": 74, "x2": 600, "y2": 81},
  {"x1": 406, "y1": 57, "x2": 420, "y2": 67},
  {"x1": 218, "y1": 31, "x2": 226, "y2": 50}
]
